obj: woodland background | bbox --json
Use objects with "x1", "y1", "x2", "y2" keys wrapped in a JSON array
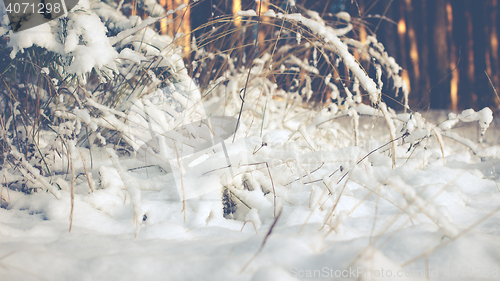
[{"x1": 136, "y1": 0, "x2": 500, "y2": 112}]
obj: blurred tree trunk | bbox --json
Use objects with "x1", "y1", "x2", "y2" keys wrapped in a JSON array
[
  {"x1": 160, "y1": 0, "x2": 167, "y2": 34},
  {"x1": 452, "y1": 0, "x2": 473, "y2": 109},
  {"x1": 153, "y1": 0, "x2": 500, "y2": 111},
  {"x1": 471, "y1": 0, "x2": 490, "y2": 109},
  {"x1": 447, "y1": 1, "x2": 459, "y2": 111},
  {"x1": 428, "y1": 0, "x2": 451, "y2": 109},
  {"x1": 485, "y1": 0, "x2": 500, "y2": 108},
  {"x1": 415, "y1": 0, "x2": 431, "y2": 109},
  {"x1": 396, "y1": 1, "x2": 409, "y2": 102},
  {"x1": 404, "y1": 0, "x2": 420, "y2": 104}
]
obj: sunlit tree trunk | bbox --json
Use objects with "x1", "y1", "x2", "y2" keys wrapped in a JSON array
[
  {"x1": 397, "y1": 2, "x2": 410, "y2": 98},
  {"x1": 429, "y1": 0, "x2": 451, "y2": 109},
  {"x1": 233, "y1": 0, "x2": 242, "y2": 27},
  {"x1": 415, "y1": 0, "x2": 431, "y2": 109},
  {"x1": 163, "y1": 0, "x2": 191, "y2": 56},
  {"x1": 256, "y1": 0, "x2": 269, "y2": 53},
  {"x1": 160, "y1": 0, "x2": 168, "y2": 34},
  {"x1": 446, "y1": 2, "x2": 459, "y2": 111},
  {"x1": 404, "y1": 0, "x2": 420, "y2": 107},
  {"x1": 166, "y1": 0, "x2": 174, "y2": 37}
]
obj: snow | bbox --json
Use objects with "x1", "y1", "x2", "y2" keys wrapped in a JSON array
[
  {"x1": 238, "y1": 10, "x2": 258, "y2": 17},
  {"x1": 2, "y1": 3, "x2": 500, "y2": 281},
  {"x1": 282, "y1": 13, "x2": 380, "y2": 104},
  {"x1": 2, "y1": 106, "x2": 500, "y2": 280},
  {"x1": 448, "y1": 108, "x2": 494, "y2": 137}
]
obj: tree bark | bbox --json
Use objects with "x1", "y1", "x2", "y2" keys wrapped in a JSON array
[{"x1": 429, "y1": 0, "x2": 451, "y2": 109}]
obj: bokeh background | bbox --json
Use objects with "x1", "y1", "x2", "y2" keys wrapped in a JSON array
[{"x1": 128, "y1": 0, "x2": 500, "y2": 112}]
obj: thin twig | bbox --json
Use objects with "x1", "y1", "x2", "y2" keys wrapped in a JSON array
[
  {"x1": 285, "y1": 162, "x2": 325, "y2": 186},
  {"x1": 173, "y1": 141, "x2": 186, "y2": 223},
  {"x1": 264, "y1": 162, "x2": 277, "y2": 218},
  {"x1": 241, "y1": 220, "x2": 259, "y2": 234},
  {"x1": 240, "y1": 207, "x2": 283, "y2": 274},
  {"x1": 69, "y1": 141, "x2": 75, "y2": 232},
  {"x1": 485, "y1": 70, "x2": 500, "y2": 104},
  {"x1": 401, "y1": 204, "x2": 500, "y2": 268},
  {"x1": 232, "y1": 0, "x2": 264, "y2": 143},
  {"x1": 427, "y1": 47, "x2": 461, "y2": 97}
]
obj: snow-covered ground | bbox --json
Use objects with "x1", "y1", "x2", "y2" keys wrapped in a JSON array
[
  {"x1": 1, "y1": 2, "x2": 500, "y2": 280},
  {"x1": 1, "y1": 103, "x2": 500, "y2": 281}
]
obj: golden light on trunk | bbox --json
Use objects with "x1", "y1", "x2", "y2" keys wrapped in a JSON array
[
  {"x1": 160, "y1": 0, "x2": 167, "y2": 34},
  {"x1": 450, "y1": 70, "x2": 458, "y2": 111},
  {"x1": 131, "y1": 0, "x2": 137, "y2": 16},
  {"x1": 446, "y1": 2, "x2": 453, "y2": 33},
  {"x1": 169, "y1": 0, "x2": 191, "y2": 57},
  {"x1": 181, "y1": 0, "x2": 191, "y2": 57},
  {"x1": 492, "y1": 32, "x2": 499, "y2": 59},
  {"x1": 353, "y1": 25, "x2": 367, "y2": 62},
  {"x1": 398, "y1": 18, "x2": 406, "y2": 34},
  {"x1": 398, "y1": 17, "x2": 410, "y2": 91},
  {"x1": 256, "y1": 1, "x2": 269, "y2": 16},
  {"x1": 408, "y1": 28, "x2": 419, "y2": 79},
  {"x1": 167, "y1": 0, "x2": 174, "y2": 37},
  {"x1": 447, "y1": 2, "x2": 458, "y2": 110},
  {"x1": 359, "y1": 25, "x2": 367, "y2": 44},
  {"x1": 489, "y1": 0, "x2": 500, "y2": 108},
  {"x1": 233, "y1": 0, "x2": 242, "y2": 27},
  {"x1": 257, "y1": 0, "x2": 269, "y2": 46},
  {"x1": 402, "y1": 70, "x2": 411, "y2": 93},
  {"x1": 492, "y1": 0, "x2": 499, "y2": 55},
  {"x1": 405, "y1": 0, "x2": 419, "y2": 80}
]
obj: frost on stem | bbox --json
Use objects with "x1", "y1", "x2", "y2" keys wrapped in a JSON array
[
  {"x1": 251, "y1": 10, "x2": 400, "y2": 166},
  {"x1": 448, "y1": 108, "x2": 494, "y2": 141},
  {"x1": 281, "y1": 13, "x2": 380, "y2": 104},
  {"x1": 107, "y1": 148, "x2": 143, "y2": 237},
  {"x1": 9, "y1": 146, "x2": 61, "y2": 199}
]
